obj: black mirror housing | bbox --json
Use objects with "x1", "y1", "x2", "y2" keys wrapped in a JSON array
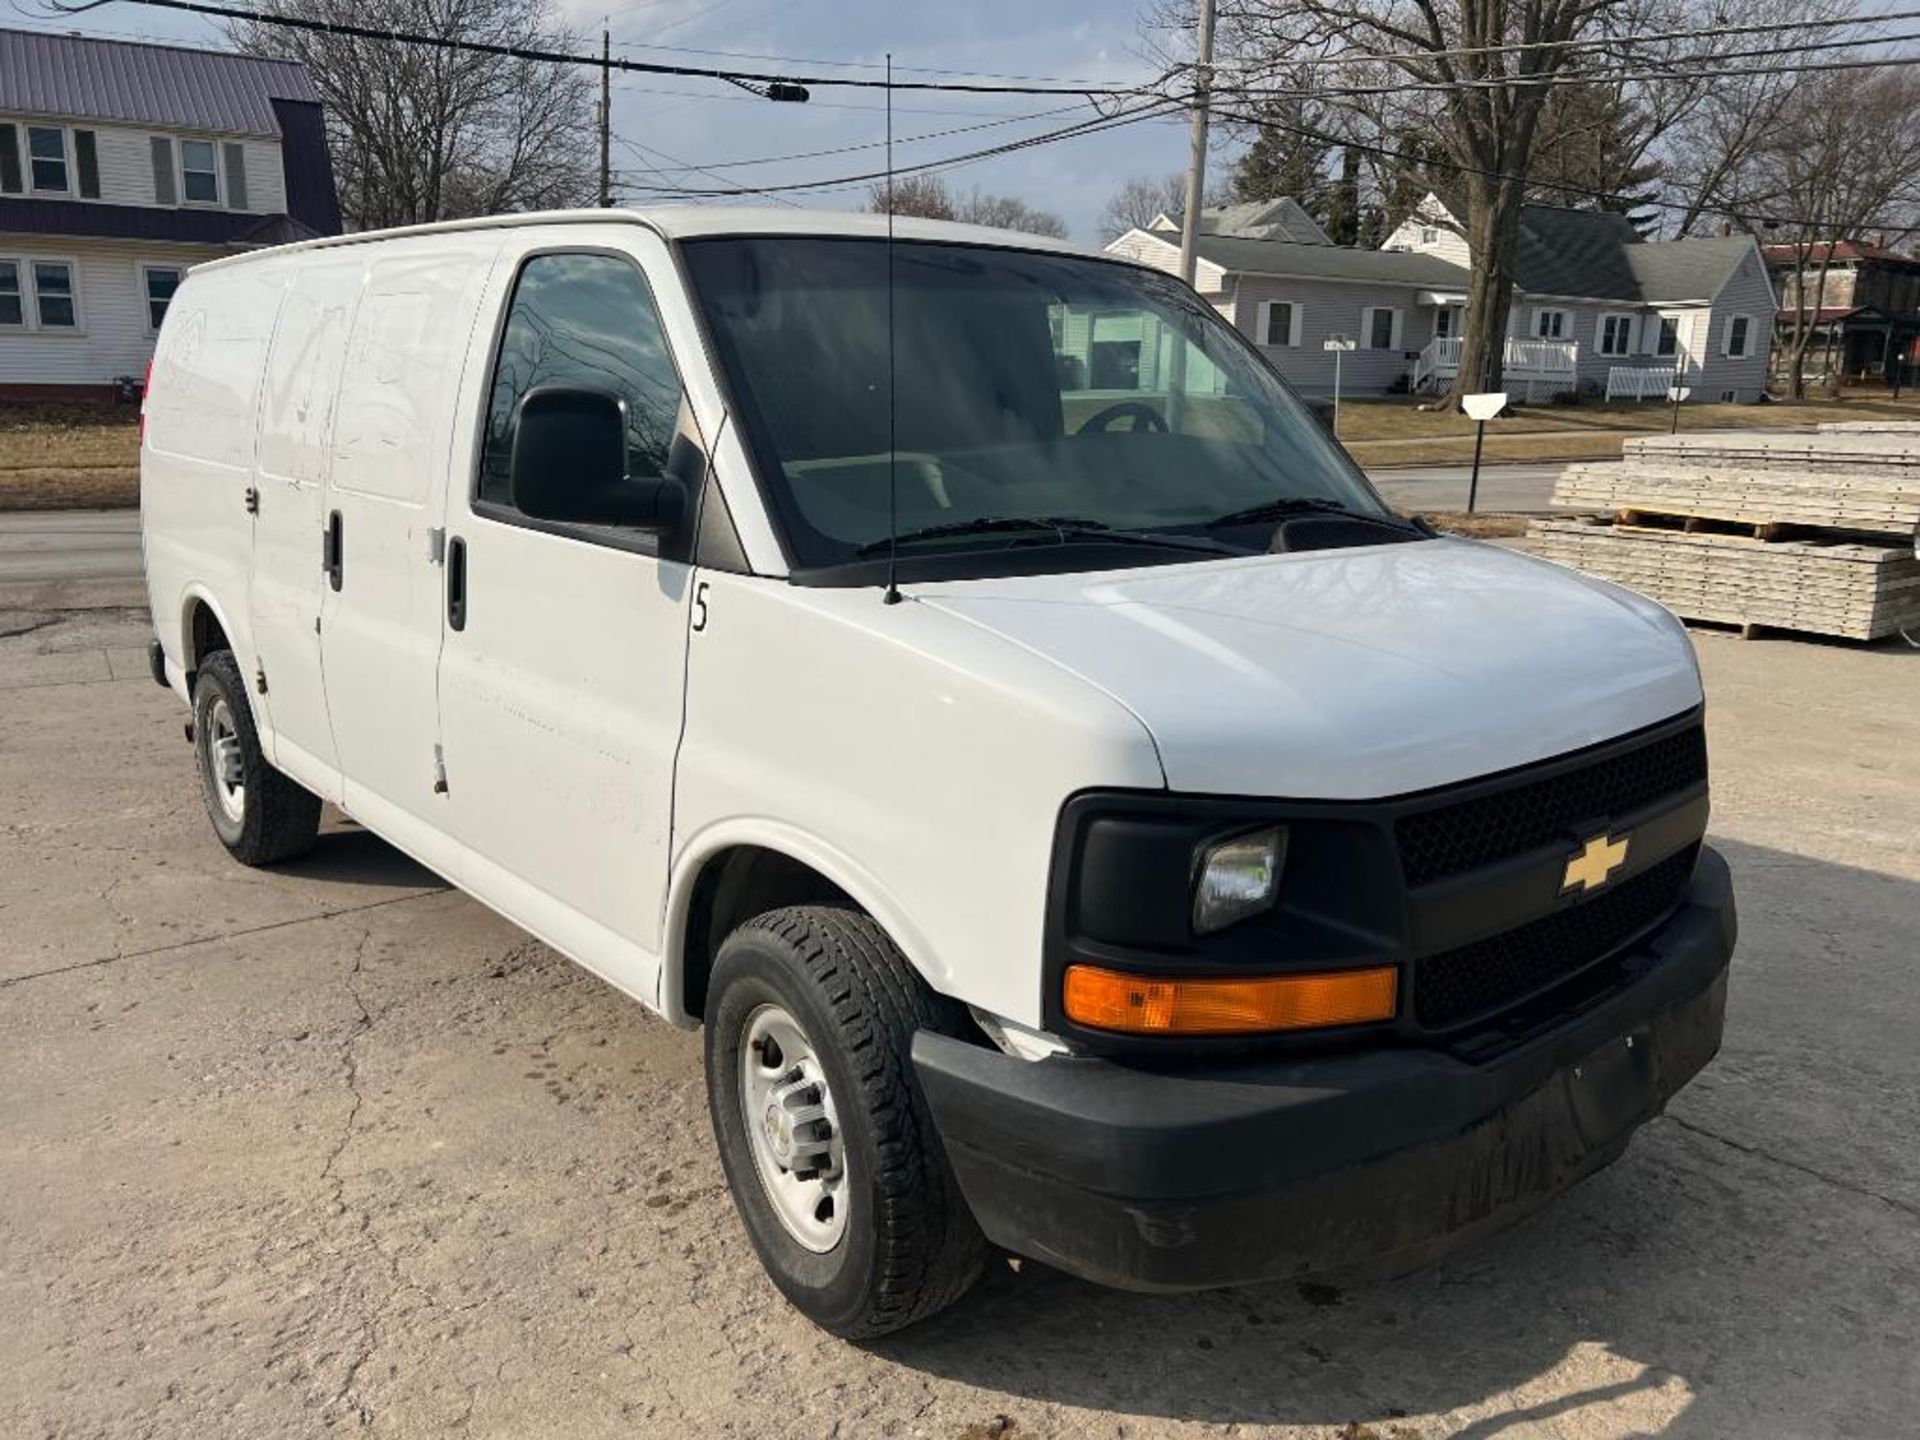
[{"x1": 508, "y1": 386, "x2": 686, "y2": 532}]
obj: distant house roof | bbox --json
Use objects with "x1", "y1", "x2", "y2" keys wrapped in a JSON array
[
  {"x1": 1193, "y1": 234, "x2": 1470, "y2": 286},
  {"x1": 1759, "y1": 240, "x2": 1920, "y2": 268},
  {"x1": 0, "y1": 27, "x2": 320, "y2": 137},
  {"x1": 1153, "y1": 197, "x2": 1334, "y2": 246}
]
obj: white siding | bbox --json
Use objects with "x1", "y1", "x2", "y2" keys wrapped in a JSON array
[
  {"x1": 1234, "y1": 274, "x2": 1433, "y2": 396},
  {"x1": 0, "y1": 235, "x2": 230, "y2": 386},
  {"x1": 1697, "y1": 246, "x2": 1776, "y2": 403},
  {"x1": 1381, "y1": 196, "x2": 1472, "y2": 267},
  {"x1": 1105, "y1": 229, "x2": 1228, "y2": 294},
  {"x1": 8, "y1": 119, "x2": 282, "y2": 211}
]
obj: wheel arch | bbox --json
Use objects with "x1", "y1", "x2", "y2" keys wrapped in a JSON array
[
  {"x1": 177, "y1": 583, "x2": 243, "y2": 684},
  {"x1": 660, "y1": 822, "x2": 948, "y2": 1028}
]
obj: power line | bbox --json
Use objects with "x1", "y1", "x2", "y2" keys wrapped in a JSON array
[
  {"x1": 605, "y1": 34, "x2": 1152, "y2": 90},
  {"x1": 1205, "y1": 5, "x2": 1920, "y2": 77},
  {"x1": 52, "y1": 0, "x2": 1172, "y2": 97},
  {"x1": 614, "y1": 96, "x2": 1184, "y2": 200}
]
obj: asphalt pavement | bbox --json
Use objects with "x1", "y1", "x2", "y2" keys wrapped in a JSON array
[{"x1": 3, "y1": 529, "x2": 1918, "y2": 1437}]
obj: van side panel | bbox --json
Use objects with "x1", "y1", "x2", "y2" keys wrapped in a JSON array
[
  {"x1": 317, "y1": 238, "x2": 499, "y2": 827},
  {"x1": 142, "y1": 263, "x2": 285, "y2": 688},
  {"x1": 248, "y1": 254, "x2": 365, "y2": 793}
]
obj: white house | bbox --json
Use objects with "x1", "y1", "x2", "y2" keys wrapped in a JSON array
[
  {"x1": 0, "y1": 27, "x2": 341, "y2": 398},
  {"x1": 1108, "y1": 194, "x2": 1777, "y2": 403}
]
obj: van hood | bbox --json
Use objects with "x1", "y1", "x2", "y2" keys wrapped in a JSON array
[{"x1": 916, "y1": 539, "x2": 1702, "y2": 799}]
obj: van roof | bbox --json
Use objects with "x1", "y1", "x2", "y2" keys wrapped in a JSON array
[{"x1": 190, "y1": 205, "x2": 1108, "y2": 274}]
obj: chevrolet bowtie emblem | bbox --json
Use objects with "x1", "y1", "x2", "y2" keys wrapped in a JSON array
[{"x1": 1562, "y1": 832, "x2": 1630, "y2": 894}]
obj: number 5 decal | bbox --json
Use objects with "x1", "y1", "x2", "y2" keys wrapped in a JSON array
[{"x1": 692, "y1": 580, "x2": 710, "y2": 633}]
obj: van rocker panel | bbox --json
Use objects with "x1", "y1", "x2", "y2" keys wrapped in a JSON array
[{"x1": 913, "y1": 845, "x2": 1735, "y2": 1292}]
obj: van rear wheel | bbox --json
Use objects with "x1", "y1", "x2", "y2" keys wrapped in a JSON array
[
  {"x1": 191, "y1": 650, "x2": 321, "y2": 866},
  {"x1": 704, "y1": 906, "x2": 987, "y2": 1337}
]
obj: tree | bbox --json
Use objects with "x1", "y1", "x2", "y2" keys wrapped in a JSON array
[
  {"x1": 1229, "y1": 80, "x2": 1333, "y2": 214},
  {"x1": 867, "y1": 175, "x2": 1068, "y2": 238},
  {"x1": 1098, "y1": 173, "x2": 1188, "y2": 239},
  {"x1": 1190, "y1": 0, "x2": 1626, "y2": 407},
  {"x1": 1528, "y1": 83, "x2": 1664, "y2": 233},
  {"x1": 867, "y1": 173, "x2": 957, "y2": 221},
  {"x1": 1737, "y1": 67, "x2": 1920, "y2": 397},
  {"x1": 229, "y1": 0, "x2": 596, "y2": 231}
]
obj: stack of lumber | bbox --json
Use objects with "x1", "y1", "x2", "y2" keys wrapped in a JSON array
[
  {"x1": 1533, "y1": 429, "x2": 1920, "y2": 641},
  {"x1": 1817, "y1": 420, "x2": 1920, "y2": 435},
  {"x1": 1529, "y1": 518, "x2": 1920, "y2": 640}
]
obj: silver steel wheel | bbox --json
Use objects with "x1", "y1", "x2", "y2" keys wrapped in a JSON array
[
  {"x1": 738, "y1": 1003, "x2": 848, "y2": 1253},
  {"x1": 204, "y1": 696, "x2": 246, "y2": 825}
]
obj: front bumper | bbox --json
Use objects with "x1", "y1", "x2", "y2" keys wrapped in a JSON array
[{"x1": 914, "y1": 845, "x2": 1735, "y2": 1292}]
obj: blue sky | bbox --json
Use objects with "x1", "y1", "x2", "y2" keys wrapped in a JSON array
[{"x1": 6, "y1": 0, "x2": 1202, "y2": 240}]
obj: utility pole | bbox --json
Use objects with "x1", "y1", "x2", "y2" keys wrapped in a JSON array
[
  {"x1": 1176, "y1": 0, "x2": 1217, "y2": 285},
  {"x1": 598, "y1": 25, "x2": 612, "y2": 208}
]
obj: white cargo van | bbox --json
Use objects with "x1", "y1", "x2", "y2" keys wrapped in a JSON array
[{"x1": 142, "y1": 209, "x2": 1735, "y2": 1337}]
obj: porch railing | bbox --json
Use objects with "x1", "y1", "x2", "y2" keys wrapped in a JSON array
[
  {"x1": 1604, "y1": 365, "x2": 1683, "y2": 402},
  {"x1": 1410, "y1": 336, "x2": 1579, "y2": 396}
]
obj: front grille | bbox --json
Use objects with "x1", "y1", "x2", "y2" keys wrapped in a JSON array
[
  {"x1": 1396, "y1": 722, "x2": 1707, "y2": 887},
  {"x1": 1413, "y1": 845, "x2": 1699, "y2": 1030}
]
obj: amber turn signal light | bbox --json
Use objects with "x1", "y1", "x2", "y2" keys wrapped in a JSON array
[{"x1": 1062, "y1": 964, "x2": 1398, "y2": 1036}]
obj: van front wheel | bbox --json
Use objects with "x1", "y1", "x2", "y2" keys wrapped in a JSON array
[
  {"x1": 704, "y1": 906, "x2": 987, "y2": 1337},
  {"x1": 191, "y1": 650, "x2": 321, "y2": 866}
]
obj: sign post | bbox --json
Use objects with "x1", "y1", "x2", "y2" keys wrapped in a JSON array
[
  {"x1": 1461, "y1": 391, "x2": 1508, "y2": 514},
  {"x1": 1323, "y1": 334, "x2": 1356, "y2": 437}
]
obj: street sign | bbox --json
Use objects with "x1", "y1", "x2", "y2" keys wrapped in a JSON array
[
  {"x1": 1462, "y1": 392, "x2": 1508, "y2": 421},
  {"x1": 1667, "y1": 386, "x2": 1692, "y2": 404},
  {"x1": 1323, "y1": 335, "x2": 1357, "y2": 352}
]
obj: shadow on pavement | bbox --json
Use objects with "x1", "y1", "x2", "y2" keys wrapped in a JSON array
[
  {"x1": 874, "y1": 838, "x2": 1920, "y2": 1435},
  {"x1": 270, "y1": 815, "x2": 442, "y2": 890}
]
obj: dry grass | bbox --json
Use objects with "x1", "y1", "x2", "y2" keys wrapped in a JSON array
[
  {"x1": 0, "y1": 402, "x2": 140, "y2": 511},
  {"x1": 1412, "y1": 511, "x2": 1533, "y2": 538},
  {"x1": 1346, "y1": 432, "x2": 1634, "y2": 468}
]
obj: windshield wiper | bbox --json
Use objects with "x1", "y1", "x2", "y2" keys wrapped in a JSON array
[
  {"x1": 853, "y1": 515, "x2": 1237, "y2": 558},
  {"x1": 1202, "y1": 496, "x2": 1427, "y2": 533}
]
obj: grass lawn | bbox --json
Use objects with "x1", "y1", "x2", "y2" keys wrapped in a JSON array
[
  {"x1": 0, "y1": 402, "x2": 140, "y2": 511},
  {"x1": 1337, "y1": 391, "x2": 1920, "y2": 468}
]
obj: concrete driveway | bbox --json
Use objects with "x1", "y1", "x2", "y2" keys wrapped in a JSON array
[{"x1": 2, "y1": 574, "x2": 1918, "y2": 1438}]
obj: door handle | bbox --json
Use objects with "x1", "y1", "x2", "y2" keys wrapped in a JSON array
[
  {"x1": 446, "y1": 535, "x2": 467, "y2": 632},
  {"x1": 323, "y1": 510, "x2": 343, "y2": 591}
]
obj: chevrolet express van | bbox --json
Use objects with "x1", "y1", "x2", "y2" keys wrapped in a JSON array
[{"x1": 142, "y1": 209, "x2": 1735, "y2": 1337}]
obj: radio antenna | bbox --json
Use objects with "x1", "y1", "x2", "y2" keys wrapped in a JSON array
[{"x1": 882, "y1": 52, "x2": 902, "y2": 606}]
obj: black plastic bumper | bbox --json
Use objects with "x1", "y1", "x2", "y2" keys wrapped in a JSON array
[{"x1": 914, "y1": 845, "x2": 1736, "y2": 1292}]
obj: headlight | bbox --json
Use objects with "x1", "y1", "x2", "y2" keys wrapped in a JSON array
[{"x1": 1192, "y1": 826, "x2": 1286, "y2": 935}]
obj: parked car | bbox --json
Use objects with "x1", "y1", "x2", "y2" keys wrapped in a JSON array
[{"x1": 141, "y1": 209, "x2": 1736, "y2": 1337}]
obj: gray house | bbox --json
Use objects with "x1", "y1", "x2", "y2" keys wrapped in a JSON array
[{"x1": 1108, "y1": 194, "x2": 1776, "y2": 404}]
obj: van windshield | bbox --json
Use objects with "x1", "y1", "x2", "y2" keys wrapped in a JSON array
[{"x1": 681, "y1": 236, "x2": 1386, "y2": 574}]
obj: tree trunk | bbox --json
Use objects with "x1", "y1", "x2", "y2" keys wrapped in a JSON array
[{"x1": 1444, "y1": 177, "x2": 1526, "y2": 407}]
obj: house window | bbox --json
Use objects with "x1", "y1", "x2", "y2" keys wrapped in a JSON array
[
  {"x1": 0, "y1": 261, "x2": 21, "y2": 327},
  {"x1": 27, "y1": 126, "x2": 68, "y2": 193},
  {"x1": 1262, "y1": 300, "x2": 1297, "y2": 347},
  {"x1": 1364, "y1": 306, "x2": 1400, "y2": 350},
  {"x1": 1598, "y1": 313, "x2": 1635, "y2": 356},
  {"x1": 1725, "y1": 314, "x2": 1753, "y2": 359},
  {"x1": 1533, "y1": 308, "x2": 1569, "y2": 340},
  {"x1": 32, "y1": 262, "x2": 76, "y2": 328},
  {"x1": 1654, "y1": 316, "x2": 1680, "y2": 357},
  {"x1": 180, "y1": 140, "x2": 220, "y2": 203},
  {"x1": 143, "y1": 265, "x2": 182, "y2": 330},
  {"x1": 1420, "y1": 227, "x2": 1438, "y2": 245}
]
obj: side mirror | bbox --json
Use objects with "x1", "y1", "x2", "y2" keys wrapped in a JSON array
[{"x1": 508, "y1": 386, "x2": 685, "y2": 531}]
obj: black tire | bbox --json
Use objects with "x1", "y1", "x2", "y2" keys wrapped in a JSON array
[
  {"x1": 191, "y1": 649, "x2": 322, "y2": 866},
  {"x1": 704, "y1": 905, "x2": 987, "y2": 1338}
]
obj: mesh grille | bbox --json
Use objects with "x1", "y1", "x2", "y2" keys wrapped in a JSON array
[
  {"x1": 1396, "y1": 724, "x2": 1706, "y2": 887},
  {"x1": 1414, "y1": 845, "x2": 1699, "y2": 1030}
]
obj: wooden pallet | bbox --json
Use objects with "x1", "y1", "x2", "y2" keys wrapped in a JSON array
[
  {"x1": 1527, "y1": 517, "x2": 1920, "y2": 641},
  {"x1": 1817, "y1": 420, "x2": 1920, "y2": 434}
]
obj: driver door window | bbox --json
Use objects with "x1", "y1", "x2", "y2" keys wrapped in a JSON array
[{"x1": 478, "y1": 252, "x2": 686, "y2": 517}]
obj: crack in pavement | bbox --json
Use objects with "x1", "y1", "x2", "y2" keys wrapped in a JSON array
[
  {"x1": 0, "y1": 613, "x2": 61, "y2": 640},
  {"x1": 1661, "y1": 1113, "x2": 1920, "y2": 1220},
  {"x1": 0, "y1": 887, "x2": 450, "y2": 991}
]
